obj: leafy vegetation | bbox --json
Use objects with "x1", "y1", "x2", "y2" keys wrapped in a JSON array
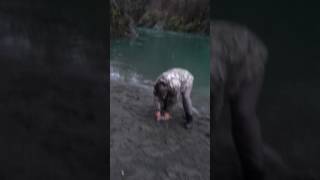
[{"x1": 110, "y1": 0, "x2": 209, "y2": 38}]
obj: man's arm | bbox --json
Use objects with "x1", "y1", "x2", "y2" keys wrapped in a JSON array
[
  {"x1": 153, "y1": 91, "x2": 162, "y2": 121},
  {"x1": 154, "y1": 95, "x2": 162, "y2": 112}
]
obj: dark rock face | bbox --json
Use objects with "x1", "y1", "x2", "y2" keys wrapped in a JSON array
[{"x1": 0, "y1": 2, "x2": 107, "y2": 179}]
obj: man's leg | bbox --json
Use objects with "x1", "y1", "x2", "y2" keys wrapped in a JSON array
[
  {"x1": 229, "y1": 79, "x2": 265, "y2": 180},
  {"x1": 182, "y1": 82, "x2": 194, "y2": 129}
]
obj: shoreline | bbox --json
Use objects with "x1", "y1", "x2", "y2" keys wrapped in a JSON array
[{"x1": 110, "y1": 80, "x2": 210, "y2": 180}]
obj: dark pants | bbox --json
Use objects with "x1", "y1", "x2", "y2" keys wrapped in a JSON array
[
  {"x1": 163, "y1": 83, "x2": 194, "y2": 123},
  {"x1": 182, "y1": 85, "x2": 193, "y2": 123}
]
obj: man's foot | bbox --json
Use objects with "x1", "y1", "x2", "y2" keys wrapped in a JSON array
[
  {"x1": 184, "y1": 114, "x2": 193, "y2": 129},
  {"x1": 184, "y1": 121, "x2": 193, "y2": 129}
]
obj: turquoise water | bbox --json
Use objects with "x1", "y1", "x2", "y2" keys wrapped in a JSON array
[{"x1": 110, "y1": 28, "x2": 210, "y2": 97}]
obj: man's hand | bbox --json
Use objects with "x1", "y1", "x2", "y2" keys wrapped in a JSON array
[
  {"x1": 163, "y1": 112, "x2": 171, "y2": 121},
  {"x1": 155, "y1": 111, "x2": 161, "y2": 121}
]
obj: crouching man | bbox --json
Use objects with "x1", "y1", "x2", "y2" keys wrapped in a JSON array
[{"x1": 153, "y1": 68, "x2": 194, "y2": 129}]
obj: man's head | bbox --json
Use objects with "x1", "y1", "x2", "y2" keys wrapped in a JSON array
[{"x1": 154, "y1": 82, "x2": 169, "y2": 100}]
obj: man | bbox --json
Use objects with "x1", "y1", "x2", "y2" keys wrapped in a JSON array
[
  {"x1": 211, "y1": 21, "x2": 268, "y2": 180},
  {"x1": 153, "y1": 68, "x2": 194, "y2": 129}
]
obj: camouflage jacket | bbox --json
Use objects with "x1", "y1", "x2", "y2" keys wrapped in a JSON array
[{"x1": 154, "y1": 68, "x2": 194, "y2": 111}]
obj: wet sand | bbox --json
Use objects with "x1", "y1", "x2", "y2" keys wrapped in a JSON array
[{"x1": 110, "y1": 81, "x2": 210, "y2": 180}]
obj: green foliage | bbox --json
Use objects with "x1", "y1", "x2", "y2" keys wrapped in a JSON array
[
  {"x1": 111, "y1": 4, "x2": 130, "y2": 38},
  {"x1": 165, "y1": 16, "x2": 185, "y2": 31},
  {"x1": 139, "y1": 11, "x2": 163, "y2": 27},
  {"x1": 110, "y1": 0, "x2": 210, "y2": 37}
]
